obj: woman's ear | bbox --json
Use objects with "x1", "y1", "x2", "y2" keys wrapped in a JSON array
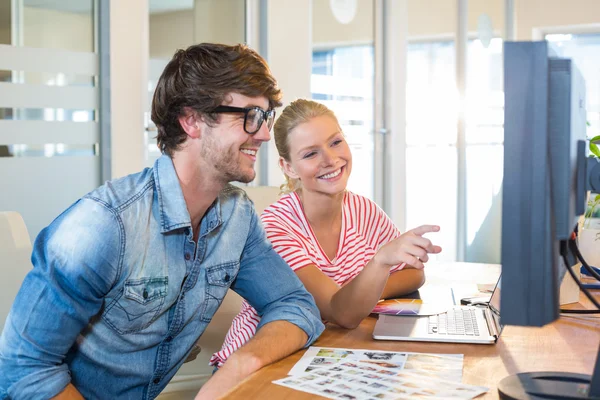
[
  {"x1": 178, "y1": 108, "x2": 202, "y2": 139},
  {"x1": 279, "y1": 157, "x2": 300, "y2": 180}
]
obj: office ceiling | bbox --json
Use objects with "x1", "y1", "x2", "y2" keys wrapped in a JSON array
[{"x1": 24, "y1": 0, "x2": 194, "y2": 15}]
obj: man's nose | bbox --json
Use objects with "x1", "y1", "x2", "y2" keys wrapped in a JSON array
[{"x1": 253, "y1": 121, "x2": 271, "y2": 142}]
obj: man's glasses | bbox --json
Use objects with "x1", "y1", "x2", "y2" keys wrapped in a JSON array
[{"x1": 211, "y1": 106, "x2": 276, "y2": 135}]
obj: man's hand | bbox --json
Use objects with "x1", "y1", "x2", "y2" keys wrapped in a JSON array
[
  {"x1": 195, "y1": 320, "x2": 307, "y2": 399},
  {"x1": 195, "y1": 351, "x2": 261, "y2": 400}
]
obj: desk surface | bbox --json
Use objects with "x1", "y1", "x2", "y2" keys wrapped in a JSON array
[{"x1": 223, "y1": 262, "x2": 600, "y2": 400}]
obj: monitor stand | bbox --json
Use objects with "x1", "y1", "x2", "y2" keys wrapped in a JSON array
[{"x1": 498, "y1": 344, "x2": 600, "y2": 399}]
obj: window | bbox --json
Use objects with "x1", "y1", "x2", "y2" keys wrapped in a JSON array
[
  {"x1": 545, "y1": 33, "x2": 600, "y2": 142},
  {"x1": 405, "y1": 38, "x2": 504, "y2": 263},
  {"x1": 311, "y1": 46, "x2": 375, "y2": 200}
]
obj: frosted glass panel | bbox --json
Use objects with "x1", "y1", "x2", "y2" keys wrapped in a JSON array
[
  {"x1": 406, "y1": 147, "x2": 457, "y2": 262},
  {"x1": 0, "y1": 157, "x2": 100, "y2": 241},
  {"x1": 0, "y1": 44, "x2": 97, "y2": 74},
  {"x1": 0, "y1": 120, "x2": 98, "y2": 144},
  {"x1": 0, "y1": 82, "x2": 97, "y2": 109},
  {"x1": 0, "y1": 4, "x2": 100, "y2": 242}
]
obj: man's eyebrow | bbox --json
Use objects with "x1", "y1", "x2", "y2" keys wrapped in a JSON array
[
  {"x1": 244, "y1": 103, "x2": 269, "y2": 110},
  {"x1": 296, "y1": 131, "x2": 341, "y2": 154}
]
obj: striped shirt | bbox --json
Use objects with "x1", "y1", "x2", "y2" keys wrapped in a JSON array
[{"x1": 209, "y1": 190, "x2": 403, "y2": 367}]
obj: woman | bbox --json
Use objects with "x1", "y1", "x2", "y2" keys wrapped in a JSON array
[{"x1": 211, "y1": 99, "x2": 441, "y2": 367}]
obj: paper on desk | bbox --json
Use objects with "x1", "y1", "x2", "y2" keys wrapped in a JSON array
[
  {"x1": 275, "y1": 359, "x2": 488, "y2": 400},
  {"x1": 289, "y1": 347, "x2": 464, "y2": 382}
]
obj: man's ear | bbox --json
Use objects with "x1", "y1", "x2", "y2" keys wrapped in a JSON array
[
  {"x1": 279, "y1": 157, "x2": 300, "y2": 180},
  {"x1": 178, "y1": 108, "x2": 202, "y2": 139}
]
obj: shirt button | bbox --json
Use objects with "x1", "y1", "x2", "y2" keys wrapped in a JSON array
[
  {"x1": 143, "y1": 289, "x2": 148, "y2": 300},
  {"x1": 224, "y1": 273, "x2": 230, "y2": 282},
  {"x1": 153, "y1": 378, "x2": 160, "y2": 384},
  {"x1": 166, "y1": 336, "x2": 173, "y2": 342},
  {"x1": 184, "y1": 253, "x2": 191, "y2": 260}
]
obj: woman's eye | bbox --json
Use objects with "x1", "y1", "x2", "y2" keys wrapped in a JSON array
[
  {"x1": 303, "y1": 152, "x2": 316, "y2": 159},
  {"x1": 332, "y1": 139, "x2": 343, "y2": 146}
]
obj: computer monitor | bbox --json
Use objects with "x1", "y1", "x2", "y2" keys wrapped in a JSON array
[{"x1": 499, "y1": 41, "x2": 599, "y2": 399}]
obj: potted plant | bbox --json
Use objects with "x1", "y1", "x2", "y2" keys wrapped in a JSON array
[{"x1": 578, "y1": 133, "x2": 600, "y2": 267}]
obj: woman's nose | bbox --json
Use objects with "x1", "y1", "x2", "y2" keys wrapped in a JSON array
[{"x1": 321, "y1": 149, "x2": 336, "y2": 166}]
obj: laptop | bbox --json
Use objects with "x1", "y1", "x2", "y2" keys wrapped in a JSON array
[{"x1": 373, "y1": 276, "x2": 502, "y2": 344}]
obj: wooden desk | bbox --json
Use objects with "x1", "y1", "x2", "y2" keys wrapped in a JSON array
[{"x1": 223, "y1": 262, "x2": 600, "y2": 399}]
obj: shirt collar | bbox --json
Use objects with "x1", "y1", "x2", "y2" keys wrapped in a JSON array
[{"x1": 153, "y1": 154, "x2": 222, "y2": 234}]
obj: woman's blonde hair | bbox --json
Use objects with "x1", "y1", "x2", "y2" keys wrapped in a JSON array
[{"x1": 273, "y1": 99, "x2": 339, "y2": 194}]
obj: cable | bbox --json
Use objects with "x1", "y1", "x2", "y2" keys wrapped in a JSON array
[
  {"x1": 560, "y1": 240, "x2": 600, "y2": 312},
  {"x1": 560, "y1": 309, "x2": 600, "y2": 314},
  {"x1": 569, "y1": 238, "x2": 600, "y2": 282},
  {"x1": 571, "y1": 224, "x2": 600, "y2": 282}
]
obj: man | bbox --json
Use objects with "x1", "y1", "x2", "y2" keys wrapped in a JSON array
[{"x1": 0, "y1": 43, "x2": 324, "y2": 400}]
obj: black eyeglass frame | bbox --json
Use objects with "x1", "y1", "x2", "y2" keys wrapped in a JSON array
[{"x1": 211, "y1": 105, "x2": 276, "y2": 135}]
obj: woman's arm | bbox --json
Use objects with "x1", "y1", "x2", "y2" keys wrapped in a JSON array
[
  {"x1": 295, "y1": 259, "x2": 390, "y2": 329},
  {"x1": 296, "y1": 225, "x2": 439, "y2": 329},
  {"x1": 380, "y1": 267, "x2": 425, "y2": 299}
]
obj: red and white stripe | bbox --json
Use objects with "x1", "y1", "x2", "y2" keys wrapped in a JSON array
[{"x1": 209, "y1": 191, "x2": 403, "y2": 367}]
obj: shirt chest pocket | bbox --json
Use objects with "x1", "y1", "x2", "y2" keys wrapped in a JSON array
[
  {"x1": 200, "y1": 261, "x2": 239, "y2": 322},
  {"x1": 103, "y1": 277, "x2": 168, "y2": 335}
]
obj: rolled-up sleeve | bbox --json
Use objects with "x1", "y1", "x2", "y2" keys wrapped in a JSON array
[
  {"x1": 0, "y1": 198, "x2": 121, "y2": 399},
  {"x1": 232, "y1": 210, "x2": 324, "y2": 346}
]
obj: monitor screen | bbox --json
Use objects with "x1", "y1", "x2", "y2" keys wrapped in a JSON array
[{"x1": 500, "y1": 40, "x2": 587, "y2": 327}]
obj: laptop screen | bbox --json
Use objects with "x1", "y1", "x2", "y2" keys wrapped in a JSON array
[{"x1": 488, "y1": 277, "x2": 502, "y2": 332}]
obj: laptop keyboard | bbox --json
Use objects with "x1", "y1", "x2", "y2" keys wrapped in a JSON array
[{"x1": 428, "y1": 308, "x2": 480, "y2": 336}]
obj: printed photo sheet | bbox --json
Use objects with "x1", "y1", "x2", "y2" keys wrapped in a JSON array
[
  {"x1": 288, "y1": 347, "x2": 464, "y2": 382},
  {"x1": 275, "y1": 360, "x2": 488, "y2": 399}
]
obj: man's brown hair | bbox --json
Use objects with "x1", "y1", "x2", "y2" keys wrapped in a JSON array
[{"x1": 151, "y1": 43, "x2": 283, "y2": 157}]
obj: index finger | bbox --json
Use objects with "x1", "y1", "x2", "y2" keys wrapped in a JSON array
[{"x1": 409, "y1": 225, "x2": 440, "y2": 236}]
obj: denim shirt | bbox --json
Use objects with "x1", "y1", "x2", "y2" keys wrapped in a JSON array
[{"x1": 0, "y1": 155, "x2": 324, "y2": 400}]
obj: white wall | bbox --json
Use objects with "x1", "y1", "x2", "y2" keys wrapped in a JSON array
[
  {"x1": 193, "y1": 0, "x2": 245, "y2": 45},
  {"x1": 0, "y1": 0, "x2": 10, "y2": 46},
  {"x1": 516, "y1": 0, "x2": 600, "y2": 39},
  {"x1": 149, "y1": 10, "x2": 194, "y2": 59},
  {"x1": 265, "y1": 0, "x2": 312, "y2": 186},
  {"x1": 110, "y1": 0, "x2": 148, "y2": 179},
  {"x1": 23, "y1": 7, "x2": 93, "y2": 51},
  {"x1": 312, "y1": 0, "x2": 373, "y2": 45},
  {"x1": 0, "y1": 0, "x2": 10, "y2": 84}
]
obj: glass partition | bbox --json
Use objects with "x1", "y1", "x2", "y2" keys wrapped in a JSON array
[{"x1": 0, "y1": 0, "x2": 99, "y2": 240}]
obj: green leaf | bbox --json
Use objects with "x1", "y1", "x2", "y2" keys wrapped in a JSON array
[
  {"x1": 587, "y1": 121, "x2": 592, "y2": 127},
  {"x1": 595, "y1": 194, "x2": 600, "y2": 202},
  {"x1": 590, "y1": 142, "x2": 600, "y2": 158}
]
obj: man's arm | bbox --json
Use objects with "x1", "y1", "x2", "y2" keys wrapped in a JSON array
[
  {"x1": 0, "y1": 199, "x2": 120, "y2": 399},
  {"x1": 195, "y1": 320, "x2": 307, "y2": 399},
  {"x1": 197, "y1": 209, "x2": 323, "y2": 398}
]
